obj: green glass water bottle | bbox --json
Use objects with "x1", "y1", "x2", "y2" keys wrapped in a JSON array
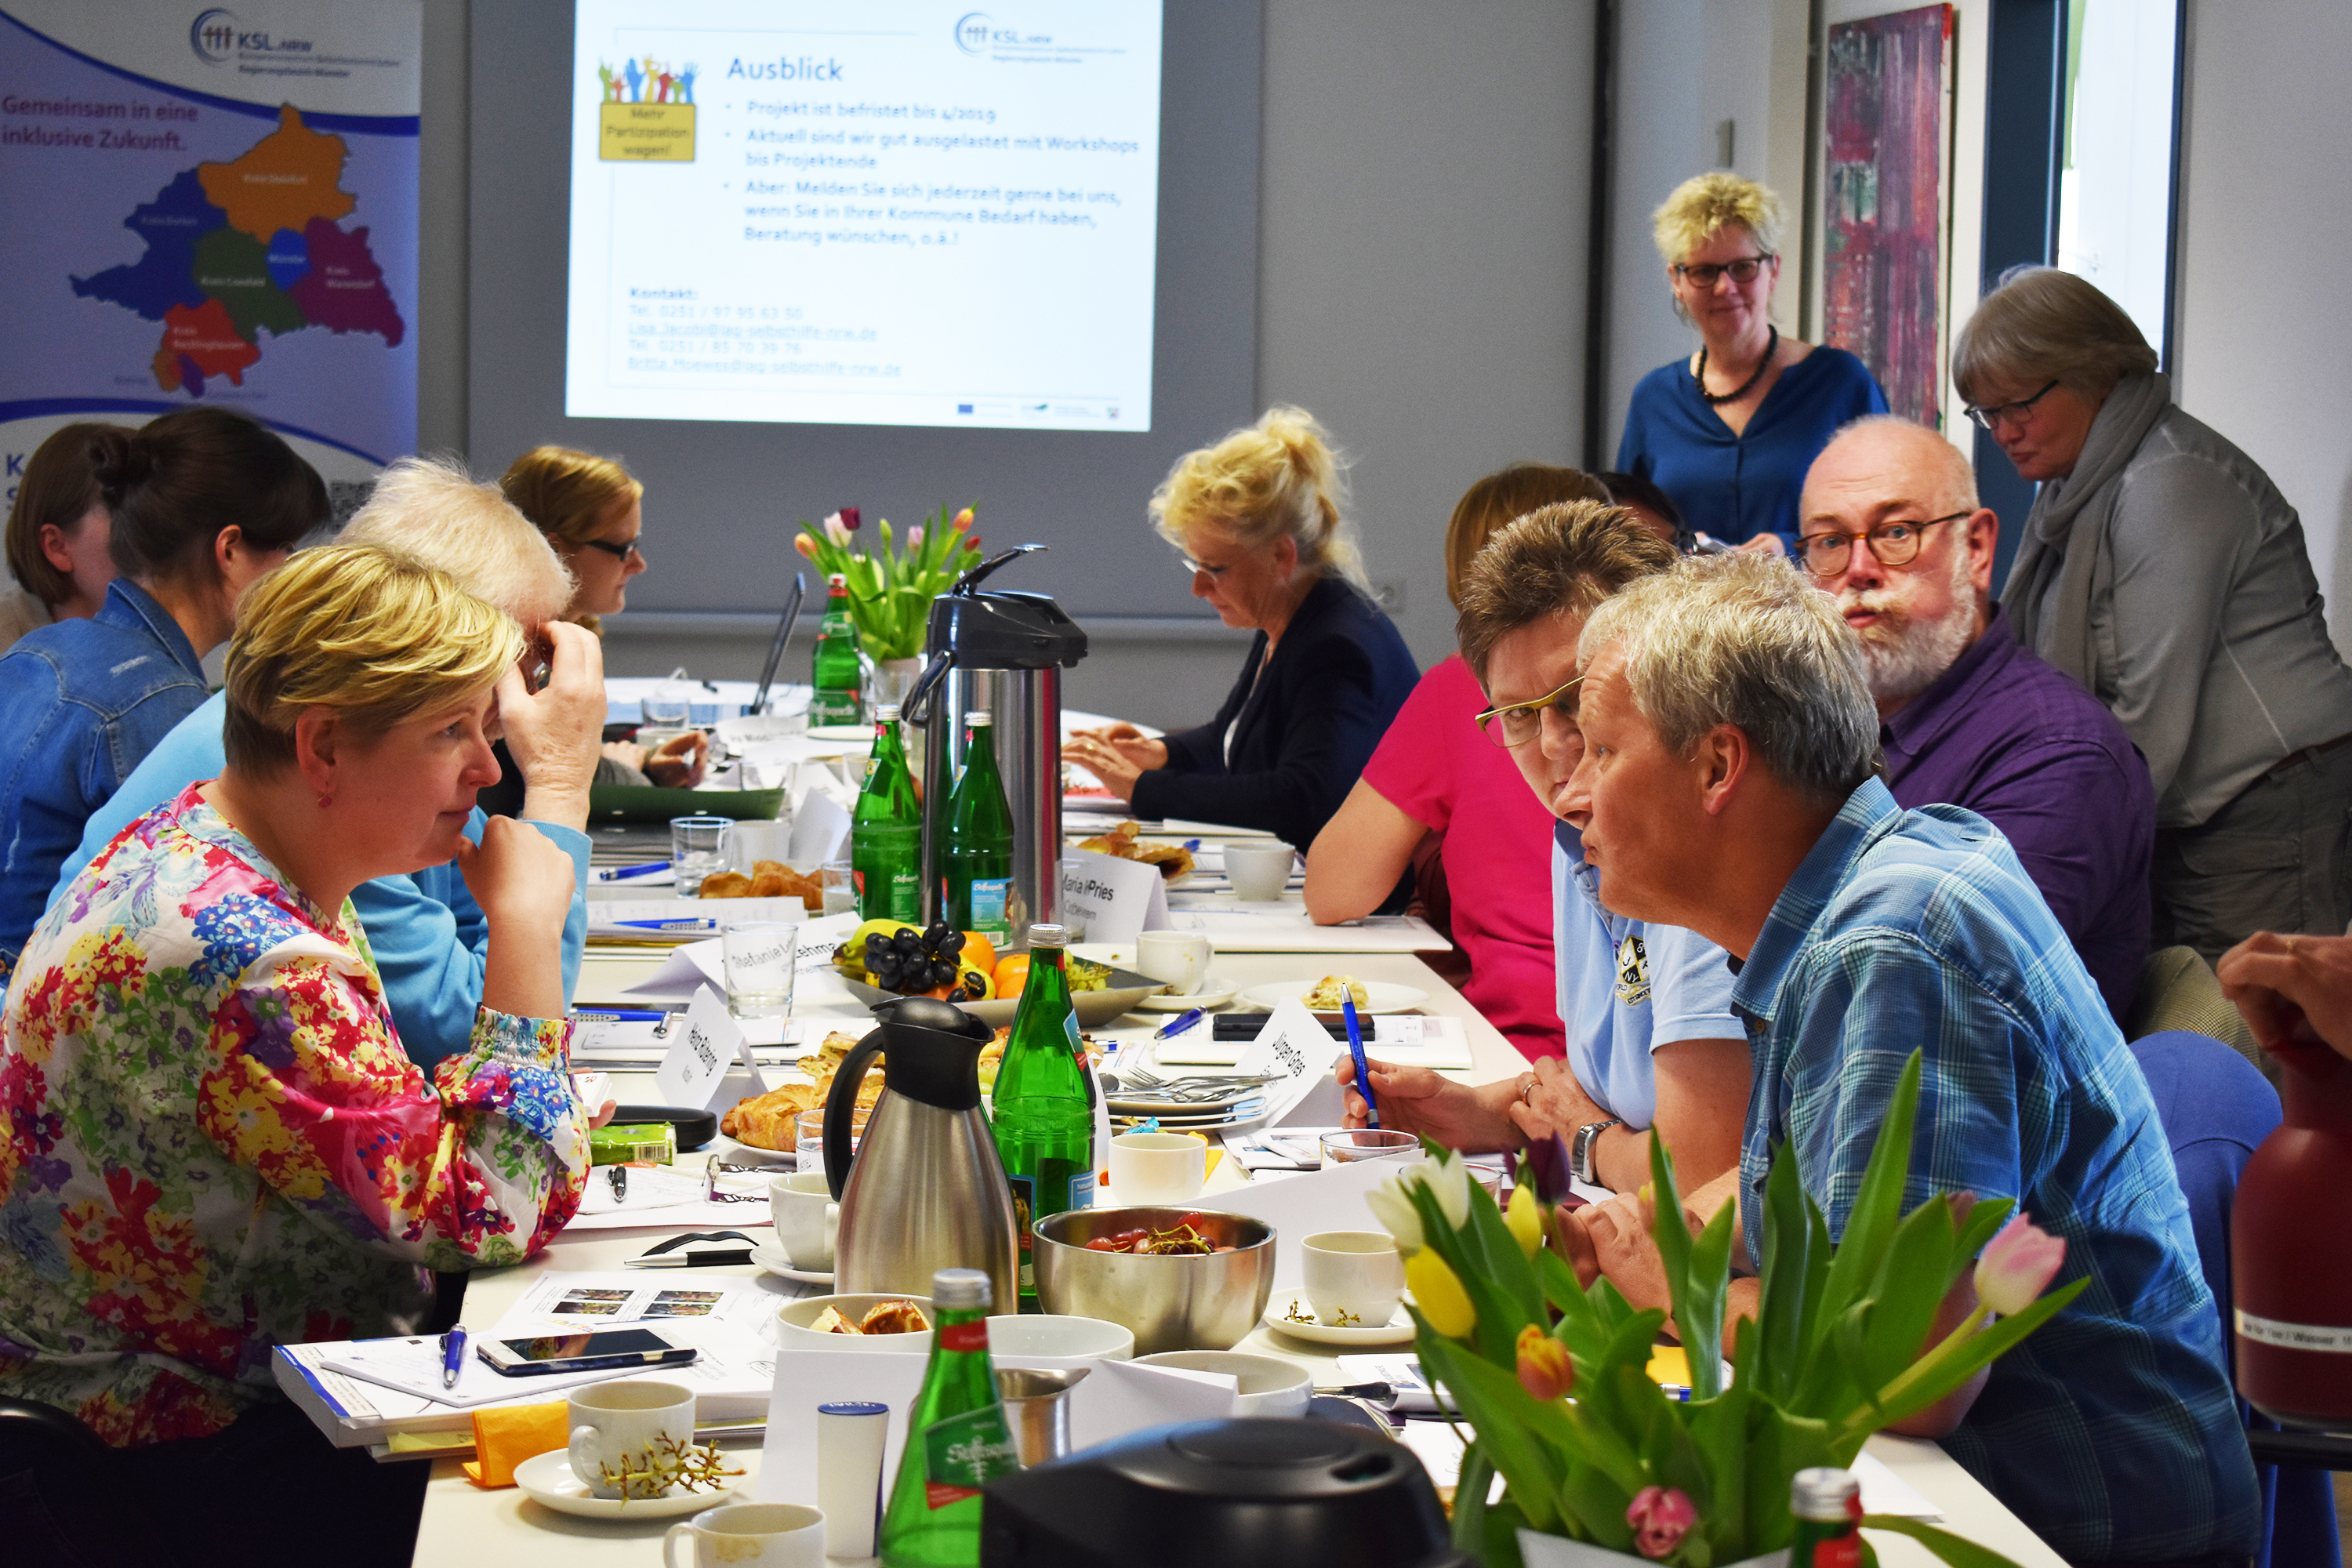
[
  {"x1": 990, "y1": 925, "x2": 1095, "y2": 1310},
  {"x1": 1787, "y1": 1467, "x2": 1864, "y2": 1568},
  {"x1": 811, "y1": 573, "x2": 862, "y2": 727},
  {"x1": 878, "y1": 1269, "x2": 1018, "y2": 1568},
  {"x1": 853, "y1": 704, "x2": 922, "y2": 924},
  {"x1": 942, "y1": 710, "x2": 1016, "y2": 946}
]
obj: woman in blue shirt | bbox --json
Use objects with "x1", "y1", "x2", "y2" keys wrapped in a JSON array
[
  {"x1": 0, "y1": 408, "x2": 323, "y2": 966},
  {"x1": 1617, "y1": 173, "x2": 1886, "y2": 551}
]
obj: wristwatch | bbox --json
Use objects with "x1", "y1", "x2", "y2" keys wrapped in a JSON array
[{"x1": 1570, "y1": 1118, "x2": 1623, "y2": 1187}]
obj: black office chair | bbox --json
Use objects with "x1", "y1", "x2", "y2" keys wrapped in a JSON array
[
  {"x1": 0, "y1": 1396, "x2": 186, "y2": 1568},
  {"x1": 2128, "y1": 1029, "x2": 2341, "y2": 1568}
]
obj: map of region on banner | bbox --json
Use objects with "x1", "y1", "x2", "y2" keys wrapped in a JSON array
[{"x1": 0, "y1": 1, "x2": 419, "y2": 495}]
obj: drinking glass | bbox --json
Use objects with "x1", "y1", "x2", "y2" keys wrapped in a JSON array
[
  {"x1": 818, "y1": 859, "x2": 858, "y2": 916},
  {"x1": 672, "y1": 815, "x2": 731, "y2": 888},
  {"x1": 1319, "y1": 1129, "x2": 1424, "y2": 1169},
  {"x1": 721, "y1": 920, "x2": 798, "y2": 1018},
  {"x1": 796, "y1": 1106, "x2": 867, "y2": 1173}
]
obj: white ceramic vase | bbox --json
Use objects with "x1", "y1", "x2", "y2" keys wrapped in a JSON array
[{"x1": 1515, "y1": 1528, "x2": 1786, "y2": 1568}]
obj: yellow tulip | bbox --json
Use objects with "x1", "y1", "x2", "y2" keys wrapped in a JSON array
[
  {"x1": 1505, "y1": 1181, "x2": 1543, "y2": 1258},
  {"x1": 1406, "y1": 1247, "x2": 1477, "y2": 1339},
  {"x1": 1515, "y1": 1323, "x2": 1574, "y2": 1401}
]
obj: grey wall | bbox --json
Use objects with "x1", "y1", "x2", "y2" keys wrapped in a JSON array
[
  {"x1": 411, "y1": 0, "x2": 1599, "y2": 728},
  {"x1": 2172, "y1": 0, "x2": 2352, "y2": 651}
]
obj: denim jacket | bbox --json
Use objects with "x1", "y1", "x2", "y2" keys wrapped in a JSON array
[{"x1": 0, "y1": 579, "x2": 208, "y2": 959}]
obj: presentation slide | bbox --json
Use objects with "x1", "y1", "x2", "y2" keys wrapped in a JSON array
[{"x1": 565, "y1": 1, "x2": 1163, "y2": 433}]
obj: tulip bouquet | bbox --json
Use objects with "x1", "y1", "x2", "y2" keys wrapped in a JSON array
[
  {"x1": 793, "y1": 503, "x2": 985, "y2": 662},
  {"x1": 1367, "y1": 1051, "x2": 2084, "y2": 1568}
]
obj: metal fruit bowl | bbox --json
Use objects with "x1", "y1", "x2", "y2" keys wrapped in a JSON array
[
  {"x1": 840, "y1": 964, "x2": 1167, "y2": 1029},
  {"x1": 1032, "y1": 1207, "x2": 1276, "y2": 1354}
]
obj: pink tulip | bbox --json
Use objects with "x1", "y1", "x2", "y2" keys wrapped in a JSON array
[
  {"x1": 840, "y1": 506, "x2": 862, "y2": 531},
  {"x1": 823, "y1": 512, "x2": 851, "y2": 546},
  {"x1": 1626, "y1": 1486, "x2": 1696, "y2": 1561},
  {"x1": 906, "y1": 524, "x2": 925, "y2": 550},
  {"x1": 793, "y1": 533, "x2": 818, "y2": 559},
  {"x1": 1515, "y1": 1324, "x2": 1573, "y2": 1401},
  {"x1": 1974, "y1": 1214, "x2": 2067, "y2": 1317}
]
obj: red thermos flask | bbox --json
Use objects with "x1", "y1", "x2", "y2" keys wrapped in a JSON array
[{"x1": 2231, "y1": 1035, "x2": 2352, "y2": 1426}]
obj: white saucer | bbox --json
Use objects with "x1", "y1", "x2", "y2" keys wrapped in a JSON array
[
  {"x1": 1240, "y1": 980, "x2": 1428, "y2": 1017},
  {"x1": 1133, "y1": 980, "x2": 1240, "y2": 1012},
  {"x1": 513, "y1": 1447, "x2": 751, "y2": 1519},
  {"x1": 1260, "y1": 1288, "x2": 1416, "y2": 1346},
  {"x1": 804, "y1": 724, "x2": 873, "y2": 744},
  {"x1": 750, "y1": 1240, "x2": 835, "y2": 1287}
]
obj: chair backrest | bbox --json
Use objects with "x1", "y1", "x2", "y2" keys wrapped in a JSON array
[{"x1": 2127, "y1": 946, "x2": 2274, "y2": 1084}]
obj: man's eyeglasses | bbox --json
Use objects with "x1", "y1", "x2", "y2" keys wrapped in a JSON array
[
  {"x1": 1962, "y1": 380, "x2": 2060, "y2": 432},
  {"x1": 580, "y1": 535, "x2": 644, "y2": 561},
  {"x1": 1797, "y1": 512, "x2": 1971, "y2": 576},
  {"x1": 1474, "y1": 676, "x2": 1582, "y2": 750},
  {"x1": 1673, "y1": 253, "x2": 1774, "y2": 289}
]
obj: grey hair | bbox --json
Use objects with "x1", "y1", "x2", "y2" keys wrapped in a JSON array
[
  {"x1": 341, "y1": 455, "x2": 577, "y2": 627},
  {"x1": 1577, "y1": 552, "x2": 1878, "y2": 807},
  {"x1": 1951, "y1": 265, "x2": 2158, "y2": 405}
]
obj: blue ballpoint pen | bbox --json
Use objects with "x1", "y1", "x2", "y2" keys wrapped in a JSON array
[
  {"x1": 615, "y1": 917, "x2": 718, "y2": 931},
  {"x1": 595, "y1": 860, "x2": 672, "y2": 882},
  {"x1": 572, "y1": 1007, "x2": 674, "y2": 1023},
  {"x1": 441, "y1": 1325, "x2": 467, "y2": 1389},
  {"x1": 1342, "y1": 995, "x2": 1377, "y2": 1128},
  {"x1": 1152, "y1": 1007, "x2": 1205, "y2": 1040}
]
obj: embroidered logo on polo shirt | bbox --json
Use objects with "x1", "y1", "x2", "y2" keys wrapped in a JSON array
[{"x1": 1614, "y1": 933, "x2": 1651, "y2": 1007}]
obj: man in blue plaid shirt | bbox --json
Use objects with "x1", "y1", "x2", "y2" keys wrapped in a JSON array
[{"x1": 1559, "y1": 553, "x2": 2259, "y2": 1568}]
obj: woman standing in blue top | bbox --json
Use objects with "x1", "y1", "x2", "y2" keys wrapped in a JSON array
[{"x1": 1617, "y1": 173, "x2": 1886, "y2": 552}]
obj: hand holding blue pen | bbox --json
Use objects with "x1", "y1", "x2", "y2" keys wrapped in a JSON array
[{"x1": 1341, "y1": 996, "x2": 1377, "y2": 1129}]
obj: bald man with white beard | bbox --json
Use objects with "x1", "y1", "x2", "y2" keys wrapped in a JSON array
[{"x1": 1798, "y1": 417, "x2": 2155, "y2": 1016}]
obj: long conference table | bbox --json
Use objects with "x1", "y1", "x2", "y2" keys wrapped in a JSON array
[{"x1": 405, "y1": 786, "x2": 2067, "y2": 1566}]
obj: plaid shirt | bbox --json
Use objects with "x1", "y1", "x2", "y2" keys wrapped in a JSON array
[{"x1": 1729, "y1": 780, "x2": 2257, "y2": 1564}]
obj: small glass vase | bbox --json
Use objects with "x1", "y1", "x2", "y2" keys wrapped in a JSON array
[{"x1": 862, "y1": 654, "x2": 924, "y2": 714}]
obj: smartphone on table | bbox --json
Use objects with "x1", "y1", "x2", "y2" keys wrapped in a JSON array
[{"x1": 476, "y1": 1326, "x2": 699, "y2": 1377}]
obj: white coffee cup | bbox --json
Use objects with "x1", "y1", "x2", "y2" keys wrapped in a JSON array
[
  {"x1": 769, "y1": 1170, "x2": 839, "y2": 1271},
  {"x1": 663, "y1": 1502, "x2": 826, "y2": 1568},
  {"x1": 1301, "y1": 1229, "x2": 1406, "y2": 1329},
  {"x1": 1135, "y1": 930, "x2": 1212, "y2": 995},
  {"x1": 568, "y1": 1379, "x2": 697, "y2": 1500},
  {"x1": 1224, "y1": 842, "x2": 1296, "y2": 902},
  {"x1": 1108, "y1": 1131, "x2": 1207, "y2": 1206}
]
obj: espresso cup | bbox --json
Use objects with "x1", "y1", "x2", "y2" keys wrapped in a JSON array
[
  {"x1": 769, "y1": 1170, "x2": 839, "y2": 1271},
  {"x1": 663, "y1": 1502, "x2": 826, "y2": 1568},
  {"x1": 568, "y1": 1379, "x2": 697, "y2": 1499},
  {"x1": 1301, "y1": 1229, "x2": 1406, "y2": 1330},
  {"x1": 1108, "y1": 1131, "x2": 1207, "y2": 1206},
  {"x1": 1223, "y1": 842, "x2": 1295, "y2": 902},
  {"x1": 1135, "y1": 930, "x2": 1211, "y2": 995}
]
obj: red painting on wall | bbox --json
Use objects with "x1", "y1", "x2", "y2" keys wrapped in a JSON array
[{"x1": 1823, "y1": 5, "x2": 1952, "y2": 428}]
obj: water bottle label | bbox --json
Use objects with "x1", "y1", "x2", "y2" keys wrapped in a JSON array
[
  {"x1": 968, "y1": 878, "x2": 1011, "y2": 935},
  {"x1": 1069, "y1": 1170, "x2": 1095, "y2": 1210},
  {"x1": 920, "y1": 1406, "x2": 1019, "y2": 1508}
]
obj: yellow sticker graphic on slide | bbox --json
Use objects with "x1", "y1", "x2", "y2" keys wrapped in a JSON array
[
  {"x1": 601, "y1": 103, "x2": 695, "y2": 162},
  {"x1": 596, "y1": 56, "x2": 696, "y2": 162}
]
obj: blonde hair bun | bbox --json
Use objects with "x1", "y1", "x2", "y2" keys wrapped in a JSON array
[{"x1": 1149, "y1": 405, "x2": 1366, "y2": 586}]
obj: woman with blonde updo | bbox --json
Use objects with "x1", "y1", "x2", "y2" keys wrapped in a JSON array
[
  {"x1": 1617, "y1": 172, "x2": 1885, "y2": 551},
  {"x1": 1064, "y1": 406, "x2": 1418, "y2": 850},
  {"x1": 1, "y1": 543, "x2": 591, "y2": 1563},
  {"x1": 497, "y1": 444, "x2": 704, "y2": 796}
]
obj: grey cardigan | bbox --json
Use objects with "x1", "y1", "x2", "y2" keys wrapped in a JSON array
[{"x1": 2002, "y1": 371, "x2": 2352, "y2": 827}]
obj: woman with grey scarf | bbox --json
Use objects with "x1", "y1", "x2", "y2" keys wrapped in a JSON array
[{"x1": 1954, "y1": 267, "x2": 2352, "y2": 965}]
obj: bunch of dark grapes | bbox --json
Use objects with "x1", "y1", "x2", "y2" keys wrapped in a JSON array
[{"x1": 862, "y1": 923, "x2": 971, "y2": 996}]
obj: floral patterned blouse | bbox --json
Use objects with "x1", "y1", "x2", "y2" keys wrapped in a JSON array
[{"x1": 0, "y1": 784, "x2": 588, "y2": 1446}]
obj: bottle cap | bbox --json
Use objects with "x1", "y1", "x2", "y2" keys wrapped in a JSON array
[
  {"x1": 1026, "y1": 924, "x2": 1069, "y2": 948},
  {"x1": 877, "y1": 704, "x2": 901, "y2": 720},
  {"x1": 966, "y1": 710, "x2": 993, "y2": 726},
  {"x1": 931, "y1": 1268, "x2": 993, "y2": 1310},
  {"x1": 827, "y1": 573, "x2": 847, "y2": 588},
  {"x1": 1789, "y1": 1466, "x2": 1859, "y2": 1521}
]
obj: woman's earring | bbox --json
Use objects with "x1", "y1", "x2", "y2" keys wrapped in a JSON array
[{"x1": 317, "y1": 795, "x2": 332, "y2": 809}]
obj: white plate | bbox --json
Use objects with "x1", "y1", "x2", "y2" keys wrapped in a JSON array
[
  {"x1": 804, "y1": 724, "x2": 874, "y2": 744},
  {"x1": 1132, "y1": 980, "x2": 1240, "y2": 1012},
  {"x1": 513, "y1": 1447, "x2": 751, "y2": 1519},
  {"x1": 749, "y1": 1241, "x2": 835, "y2": 1286},
  {"x1": 1261, "y1": 1289, "x2": 1416, "y2": 1346},
  {"x1": 1239, "y1": 981, "x2": 1428, "y2": 1016}
]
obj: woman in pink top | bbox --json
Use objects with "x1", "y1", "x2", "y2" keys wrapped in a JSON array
[{"x1": 1303, "y1": 466, "x2": 1611, "y2": 1061}]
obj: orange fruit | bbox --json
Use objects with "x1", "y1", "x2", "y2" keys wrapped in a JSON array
[
  {"x1": 993, "y1": 952, "x2": 1032, "y2": 999},
  {"x1": 960, "y1": 931, "x2": 998, "y2": 978}
]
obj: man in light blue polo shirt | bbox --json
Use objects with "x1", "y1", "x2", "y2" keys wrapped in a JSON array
[{"x1": 1338, "y1": 501, "x2": 1751, "y2": 1195}]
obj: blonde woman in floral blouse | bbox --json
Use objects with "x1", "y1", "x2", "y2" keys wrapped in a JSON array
[{"x1": 0, "y1": 543, "x2": 590, "y2": 1566}]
